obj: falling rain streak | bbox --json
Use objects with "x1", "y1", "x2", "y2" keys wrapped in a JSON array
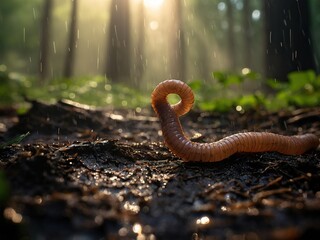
[
  {"x1": 23, "y1": 27, "x2": 26, "y2": 43},
  {"x1": 97, "y1": 45, "x2": 100, "y2": 69},
  {"x1": 52, "y1": 41, "x2": 56, "y2": 54}
]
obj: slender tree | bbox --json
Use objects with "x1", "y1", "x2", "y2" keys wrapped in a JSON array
[
  {"x1": 105, "y1": 0, "x2": 131, "y2": 83},
  {"x1": 63, "y1": 0, "x2": 78, "y2": 78},
  {"x1": 242, "y1": 0, "x2": 252, "y2": 68},
  {"x1": 226, "y1": 0, "x2": 236, "y2": 71},
  {"x1": 39, "y1": 0, "x2": 53, "y2": 82},
  {"x1": 168, "y1": 0, "x2": 185, "y2": 80},
  {"x1": 264, "y1": 0, "x2": 315, "y2": 81},
  {"x1": 133, "y1": 0, "x2": 145, "y2": 87}
]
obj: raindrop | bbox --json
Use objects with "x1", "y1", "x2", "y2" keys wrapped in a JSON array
[
  {"x1": 118, "y1": 227, "x2": 128, "y2": 237},
  {"x1": 241, "y1": 68, "x2": 251, "y2": 75},
  {"x1": 221, "y1": 206, "x2": 227, "y2": 211},
  {"x1": 196, "y1": 216, "x2": 210, "y2": 225},
  {"x1": 192, "y1": 233, "x2": 200, "y2": 240},
  {"x1": 217, "y1": 2, "x2": 226, "y2": 11},
  {"x1": 269, "y1": 31, "x2": 272, "y2": 43},
  {"x1": 65, "y1": 21, "x2": 68, "y2": 32},
  {"x1": 94, "y1": 215, "x2": 103, "y2": 224},
  {"x1": 105, "y1": 84, "x2": 112, "y2": 91},
  {"x1": 121, "y1": 100, "x2": 128, "y2": 107},
  {"x1": 252, "y1": 10, "x2": 261, "y2": 21},
  {"x1": 89, "y1": 81, "x2": 97, "y2": 88},
  {"x1": 132, "y1": 223, "x2": 142, "y2": 234},
  {"x1": 235, "y1": 1, "x2": 243, "y2": 10},
  {"x1": 52, "y1": 41, "x2": 56, "y2": 54},
  {"x1": 69, "y1": 93, "x2": 75, "y2": 99},
  {"x1": 32, "y1": 8, "x2": 37, "y2": 19},
  {"x1": 23, "y1": 28, "x2": 26, "y2": 43},
  {"x1": 289, "y1": 29, "x2": 292, "y2": 47},
  {"x1": 123, "y1": 201, "x2": 140, "y2": 213},
  {"x1": 4, "y1": 208, "x2": 23, "y2": 223}
]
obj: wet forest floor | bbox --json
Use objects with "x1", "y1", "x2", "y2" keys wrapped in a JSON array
[{"x1": 0, "y1": 100, "x2": 320, "y2": 240}]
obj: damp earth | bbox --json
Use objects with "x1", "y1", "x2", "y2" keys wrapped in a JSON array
[{"x1": 0, "y1": 100, "x2": 320, "y2": 239}]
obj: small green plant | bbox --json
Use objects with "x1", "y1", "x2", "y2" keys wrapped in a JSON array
[
  {"x1": 266, "y1": 70, "x2": 320, "y2": 110},
  {"x1": 0, "y1": 66, "x2": 150, "y2": 109},
  {"x1": 0, "y1": 132, "x2": 30, "y2": 149},
  {"x1": 1, "y1": 65, "x2": 319, "y2": 113},
  {"x1": 189, "y1": 69, "x2": 320, "y2": 112},
  {"x1": 0, "y1": 65, "x2": 29, "y2": 105},
  {"x1": 25, "y1": 76, "x2": 150, "y2": 108},
  {"x1": 188, "y1": 69, "x2": 263, "y2": 112}
]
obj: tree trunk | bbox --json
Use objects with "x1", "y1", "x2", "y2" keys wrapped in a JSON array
[
  {"x1": 105, "y1": 0, "x2": 131, "y2": 83},
  {"x1": 39, "y1": 0, "x2": 53, "y2": 82},
  {"x1": 63, "y1": 0, "x2": 78, "y2": 78},
  {"x1": 243, "y1": 0, "x2": 252, "y2": 68},
  {"x1": 226, "y1": 0, "x2": 236, "y2": 71},
  {"x1": 133, "y1": 0, "x2": 145, "y2": 87},
  {"x1": 169, "y1": 0, "x2": 185, "y2": 80},
  {"x1": 264, "y1": 0, "x2": 315, "y2": 81}
]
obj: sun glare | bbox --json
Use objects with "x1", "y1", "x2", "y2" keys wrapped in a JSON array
[{"x1": 143, "y1": 0, "x2": 164, "y2": 10}]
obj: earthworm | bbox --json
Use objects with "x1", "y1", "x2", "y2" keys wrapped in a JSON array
[{"x1": 151, "y1": 79, "x2": 319, "y2": 162}]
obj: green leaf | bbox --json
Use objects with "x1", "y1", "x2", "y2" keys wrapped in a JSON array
[
  {"x1": 212, "y1": 71, "x2": 226, "y2": 82},
  {"x1": 224, "y1": 74, "x2": 243, "y2": 86},
  {"x1": 243, "y1": 70, "x2": 260, "y2": 80},
  {"x1": 291, "y1": 94, "x2": 319, "y2": 107},
  {"x1": 267, "y1": 79, "x2": 288, "y2": 90},
  {"x1": 288, "y1": 70, "x2": 316, "y2": 91},
  {"x1": 188, "y1": 80, "x2": 203, "y2": 91},
  {"x1": 238, "y1": 95, "x2": 257, "y2": 107},
  {"x1": 0, "y1": 132, "x2": 30, "y2": 148},
  {"x1": 199, "y1": 101, "x2": 216, "y2": 111}
]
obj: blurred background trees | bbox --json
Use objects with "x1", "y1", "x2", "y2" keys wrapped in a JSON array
[
  {"x1": 63, "y1": 0, "x2": 78, "y2": 78},
  {"x1": 264, "y1": 0, "x2": 316, "y2": 81},
  {"x1": 39, "y1": 0, "x2": 53, "y2": 82},
  {"x1": 105, "y1": 0, "x2": 131, "y2": 84},
  {"x1": 0, "y1": 0, "x2": 319, "y2": 89}
]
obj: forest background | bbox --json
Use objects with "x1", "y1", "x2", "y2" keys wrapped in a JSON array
[{"x1": 0, "y1": 0, "x2": 319, "y2": 111}]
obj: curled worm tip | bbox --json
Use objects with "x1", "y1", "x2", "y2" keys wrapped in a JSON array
[{"x1": 151, "y1": 79, "x2": 319, "y2": 162}]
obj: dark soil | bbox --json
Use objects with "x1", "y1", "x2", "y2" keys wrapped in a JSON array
[{"x1": 0, "y1": 100, "x2": 320, "y2": 240}]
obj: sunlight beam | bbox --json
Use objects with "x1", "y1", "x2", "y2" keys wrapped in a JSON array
[{"x1": 143, "y1": 0, "x2": 164, "y2": 10}]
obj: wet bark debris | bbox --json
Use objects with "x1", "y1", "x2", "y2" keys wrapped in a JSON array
[{"x1": 0, "y1": 100, "x2": 320, "y2": 239}]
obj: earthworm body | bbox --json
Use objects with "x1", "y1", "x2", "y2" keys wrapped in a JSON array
[{"x1": 151, "y1": 80, "x2": 319, "y2": 162}]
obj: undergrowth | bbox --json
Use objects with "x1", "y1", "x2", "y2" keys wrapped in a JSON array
[
  {"x1": 189, "y1": 69, "x2": 320, "y2": 112},
  {"x1": 0, "y1": 64, "x2": 319, "y2": 113}
]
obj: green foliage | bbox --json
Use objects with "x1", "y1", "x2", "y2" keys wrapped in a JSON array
[
  {"x1": 188, "y1": 70, "x2": 263, "y2": 112},
  {"x1": 0, "y1": 66, "x2": 319, "y2": 113},
  {"x1": 189, "y1": 69, "x2": 320, "y2": 112},
  {"x1": 0, "y1": 132, "x2": 30, "y2": 149},
  {"x1": 0, "y1": 65, "x2": 29, "y2": 105},
  {"x1": 266, "y1": 70, "x2": 320, "y2": 110},
  {"x1": 0, "y1": 66, "x2": 149, "y2": 109},
  {"x1": 42, "y1": 76, "x2": 149, "y2": 108},
  {"x1": 0, "y1": 0, "x2": 42, "y2": 73}
]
